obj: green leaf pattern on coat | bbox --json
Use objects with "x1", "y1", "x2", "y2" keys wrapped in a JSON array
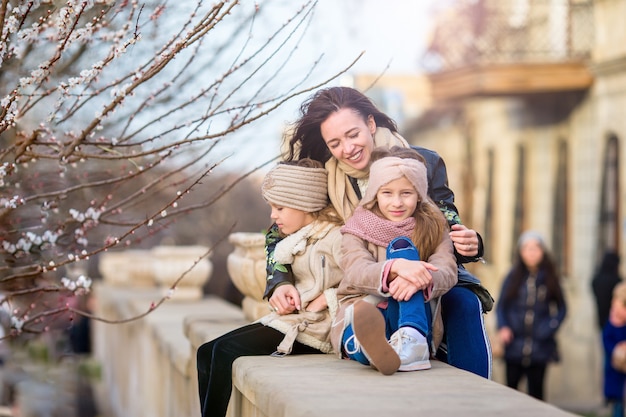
[
  {"x1": 441, "y1": 207, "x2": 462, "y2": 226},
  {"x1": 265, "y1": 224, "x2": 288, "y2": 280}
]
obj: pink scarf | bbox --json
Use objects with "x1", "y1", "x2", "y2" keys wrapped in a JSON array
[{"x1": 341, "y1": 206, "x2": 415, "y2": 247}]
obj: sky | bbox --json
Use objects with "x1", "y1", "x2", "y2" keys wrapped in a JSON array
[
  {"x1": 215, "y1": 0, "x2": 443, "y2": 171},
  {"x1": 310, "y1": 0, "x2": 439, "y2": 74},
  {"x1": 195, "y1": 0, "x2": 444, "y2": 172}
]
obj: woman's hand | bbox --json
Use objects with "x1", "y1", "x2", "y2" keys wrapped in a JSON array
[
  {"x1": 388, "y1": 259, "x2": 437, "y2": 301},
  {"x1": 498, "y1": 326, "x2": 514, "y2": 345},
  {"x1": 449, "y1": 224, "x2": 479, "y2": 257},
  {"x1": 305, "y1": 293, "x2": 328, "y2": 312},
  {"x1": 269, "y1": 284, "x2": 301, "y2": 315}
]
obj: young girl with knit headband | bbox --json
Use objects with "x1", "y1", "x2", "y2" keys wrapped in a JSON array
[
  {"x1": 330, "y1": 147, "x2": 458, "y2": 374},
  {"x1": 196, "y1": 159, "x2": 344, "y2": 417}
]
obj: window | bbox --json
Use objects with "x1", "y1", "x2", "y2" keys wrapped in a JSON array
[
  {"x1": 484, "y1": 148, "x2": 495, "y2": 261},
  {"x1": 552, "y1": 139, "x2": 569, "y2": 275},
  {"x1": 512, "y1": 144, "x2": 526, "y2": 261},
  {"x1": 597, "y1": 134, "x2": 620, "y2": 262}
]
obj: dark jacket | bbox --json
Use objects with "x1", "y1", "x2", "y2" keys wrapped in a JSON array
[
  {"x1": 496, "y1": 270, "x2": 567, "y2": 364},
  {"x1": 592, "y1": 252, "x2": 622, "y2": 329},
  {"x1": 602, "y1": 321, "x2": 626, "y2": 400},
  {"x1": 264, "y1": 146, "x2": 484, "y2": 299}
]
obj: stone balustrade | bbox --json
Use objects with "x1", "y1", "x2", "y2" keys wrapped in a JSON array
[
  {"x1": 91, "y1": 238, "x2": 593, "y2": 417},
  {"x1": 94, "y1": 244, "x2": 229, "y2": 417},
  {"x1": 93, "y1": 285, "x2": 246, "y2": 417}
]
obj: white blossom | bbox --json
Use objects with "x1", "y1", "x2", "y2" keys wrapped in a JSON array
[
  {"x1": 0, "y1": 195, "x2": 22, "y2": 209},
  {"x1": 2, "y1": 241, "x2": 16, "y2": 254},
  {"x1": 0, "y1": 163, "x2": 14, "y2": 187},
  {"x1": 61, "y1": 275, "x2": 93, "y2": 294},
  {"x1": 10, "y1": 316, "x2": 24, "y2": 332},
  {"x1": 15, "y1": 238, "x2": 32, "y2": 252},
  {"x1": 42, "y1": 230, "x2": 59, "y2": 244},
  {"x1": 70, "y1": 207, "x2": 102, "y2": 223}
]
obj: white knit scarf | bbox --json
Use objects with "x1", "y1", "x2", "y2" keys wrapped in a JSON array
[{"x1": 274, "y1": 221, "x2": 335, "y2": 264}]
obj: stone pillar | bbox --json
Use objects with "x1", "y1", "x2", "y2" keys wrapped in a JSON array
[
  {"x1": 151, "y1": 245, "x2": 213, "y2": 300},
  {"x1": 99, "y1": 249, "x2": 155, "y2": 287},
  {"x1": 99, "y1": 246, "x2": 213, "y2": 300},
  {"x1": 227, "y1": 233, "x2": 268, "y2": 321}
]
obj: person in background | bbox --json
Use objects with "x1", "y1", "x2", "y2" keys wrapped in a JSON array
[
  {"x1": 496, "y1": 230, "x2": 567, "y2": 400},
  {"x1": 331, "y1": 147, "x2": 457, "y2": 374},
  {"x1": 593, "y1": 251, "x2": 623, "y2": 330},
  {"x1": 265, "y1": 86, "x2": 493, "y2": 379},
  {"x1": 602, "y1": 281, "x2": 626, "y2": 417},
  {"x1": 196, "y1": 159, "x2": 344, "y2": 417}
]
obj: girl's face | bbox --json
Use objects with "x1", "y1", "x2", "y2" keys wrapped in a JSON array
[
  {"x1": 375, "y1": 176, "x2": 418, "y2": 222},
  {"x1": 269, "y1": 203, "x2": 313, "y2": 235},
  {"x1": 320, "y1": 108, "x2": 377, "y2": 171},
  {"x1": 519, "y1": 239, "x2": 544, "y2": 272}
]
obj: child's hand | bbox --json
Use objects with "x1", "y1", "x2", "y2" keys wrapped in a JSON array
[
  {"x1": 269, "y1": 284, "x2": 301, "y2": 315},
  {"x1": 388, "y1": 259, "x2": 436, "y2": 301},
  {"x1": 389, "y1": 276, "x2": 421, "y2": 301}
]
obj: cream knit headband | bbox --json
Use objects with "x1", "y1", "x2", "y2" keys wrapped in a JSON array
[
  {"x1": 261, "y1": 163, "x2": 329, "y2": 212},
  {"x1": 360, "y1": 156, "x2": 428, "y2": 209}
]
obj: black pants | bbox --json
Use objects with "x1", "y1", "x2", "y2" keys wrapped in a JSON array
[
  {"x1": 196, "y1": 323, "x2": 320, "y2": 417},
  {"x1": 505, "y1": 361, "x2": 547, "y2": 400}
]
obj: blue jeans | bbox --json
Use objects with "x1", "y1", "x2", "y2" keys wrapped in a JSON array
[
  {"x1": 384, "y1": 292, "x2": 430, "y2": 339},
  {"x1": 438, "y1": 284, "x2": 492, "y2": 379},
  {"x1": 385, "y1": 237, "x2": 430, "y2": 338},
  {"x1": 388, "y1": 237, "x2": 492, "y2": 379},
  {"x1": 342, "y1": 237, "x2": 431, "y2": 365}
]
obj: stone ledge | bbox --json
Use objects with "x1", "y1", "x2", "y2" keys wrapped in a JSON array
[{"x1": 230, "y1": 355, "x2": 578, "y2": 417}]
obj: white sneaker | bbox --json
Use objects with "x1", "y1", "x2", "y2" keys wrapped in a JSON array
[{"x1": 389, "y1": 328, "x2": 431, "y2": 371}]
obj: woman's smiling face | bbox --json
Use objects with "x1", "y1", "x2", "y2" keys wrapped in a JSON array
[{"x1": 320, "y1": 108, "x2": 376, "y2": 171}]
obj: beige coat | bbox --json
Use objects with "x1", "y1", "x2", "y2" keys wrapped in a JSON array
[
  {"x1": 329, "y1": 232, "x2": 458, "y2": 357},
  {"x1": 260, "y1": 221, "x2": 343, "y2": 354}
]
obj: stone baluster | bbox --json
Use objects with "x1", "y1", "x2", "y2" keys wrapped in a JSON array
[
  {"x1": 151, "y1": 245, "x2": 212, "y2": 300},
  {"x1": 226, "y1": 233, "x2": 268, "y2": 321},
  {"x1": 99, "y1": 246, "x2": 213, "y2": 300}
]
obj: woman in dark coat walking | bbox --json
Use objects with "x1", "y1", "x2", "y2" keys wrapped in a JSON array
[{"x1": 496, "y1": 231, "x2": 567, "y2": 400}]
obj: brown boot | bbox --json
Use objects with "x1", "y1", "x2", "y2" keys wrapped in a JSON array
[{"x1": 351, "y1": 300, "x2": 400, "y2": 375}]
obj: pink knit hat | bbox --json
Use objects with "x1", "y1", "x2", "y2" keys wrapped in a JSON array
[{"x1": 360, "y1": 156, "x2": 428, "y2": 209}]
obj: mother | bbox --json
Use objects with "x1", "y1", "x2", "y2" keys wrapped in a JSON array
[{"x1": 266, "y1": 86, "x2": 492, "y2": 378}]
